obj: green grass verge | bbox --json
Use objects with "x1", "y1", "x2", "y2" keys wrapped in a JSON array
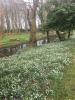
[
  {"x1": 0, "y1": 34, "x2": 30, "y2": 48},
  {"x1": 61, "y1": 37, "x2": 75, "y2": 100},
  {"x1": 0, "y1": 33, "x2": 46, "y2": 48}
]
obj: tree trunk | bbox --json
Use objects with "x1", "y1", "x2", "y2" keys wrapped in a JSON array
[
  {"x1": 68, "y1": 30, "x2": 71, "y2": 39},
  {"x1": 26, "y1": 0, "x2": 39, "y2": 46},
  {"x1": 47, "y1": 31, "x2": 50, "y2": 43},
  {"x1": 56, "y1": 30, "x2": 62, "y2": 41},
  {"x1": 30, "y1": 18, "x2": 37, "y2": 46},
  {"x1": 5, "y1": 15, "x2": 10, "y2": 33},
  {"x1": 4, "y1": 97, "x2": 7, "y2": 100}
]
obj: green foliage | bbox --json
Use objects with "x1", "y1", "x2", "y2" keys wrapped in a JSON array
[
  {"x1": 0, "y1": 33, "x2": 46, "y2": 48},
  {"x1": 0, "y1": 34, "x2": 30, "y2": 48},
  {"x1": 45, "y1": 4, "x2": 75, "y2": 32},
  {"x1": 0, "y1": 42, "x2": 71, "y2": 99}
]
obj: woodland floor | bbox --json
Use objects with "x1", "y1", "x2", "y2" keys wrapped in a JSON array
[
  {"x1": 63, "y1": 37, "x2": 75, "y2": 100},
  {"x1": 0, "y1": 32, "x2": 75, "y2": 99}
]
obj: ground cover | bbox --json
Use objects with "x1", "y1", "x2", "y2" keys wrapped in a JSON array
[
  {"x1": 0, "y1": 39, "x2": 71, "y2": 100},
  {"x1": 62, "y1": 37, "x2": 75, "y2": 100},
  {"x1": 0, "y1": 33, "x2": 46, "y2": 48}
]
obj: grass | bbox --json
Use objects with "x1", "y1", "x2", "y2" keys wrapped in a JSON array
[
  {"x1": 0, "y1": 32, "x2": 75, "y2": 99},
  {"x1": 0, "y1": 32, "x2": 46, "y2": 48},
  {"x1": 0, "y1": 39, "x2": 71, "y2": 99},
  {"x1": 62, "y1": 37, "x2": 75, "y2": 100},
  {"x1": 0, "y1": 34, "x2": 30, "y2": 48},
  {"x1": 36, "y1": 32, "x2": 47, "y2": 40}
]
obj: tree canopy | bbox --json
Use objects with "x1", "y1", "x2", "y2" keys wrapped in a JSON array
[
  {"x1": 47, "y1": 4, "x2": 75, "y2": 31},
  {"x1": 42, "y1": 4, "x2": 75, "y2": 40}
]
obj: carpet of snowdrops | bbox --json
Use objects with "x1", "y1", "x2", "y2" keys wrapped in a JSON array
[{"x1": 0, "y1": 42, "x2": 71, "y2": 100}]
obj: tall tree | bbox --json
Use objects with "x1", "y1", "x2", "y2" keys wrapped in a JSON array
[{"x1": 27, "y1": 0, "x2": 39, "y2": 46}]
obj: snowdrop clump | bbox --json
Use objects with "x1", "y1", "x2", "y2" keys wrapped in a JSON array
[{"x1": 0, "y1": 42, "x2": 71, "y2": 99}]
